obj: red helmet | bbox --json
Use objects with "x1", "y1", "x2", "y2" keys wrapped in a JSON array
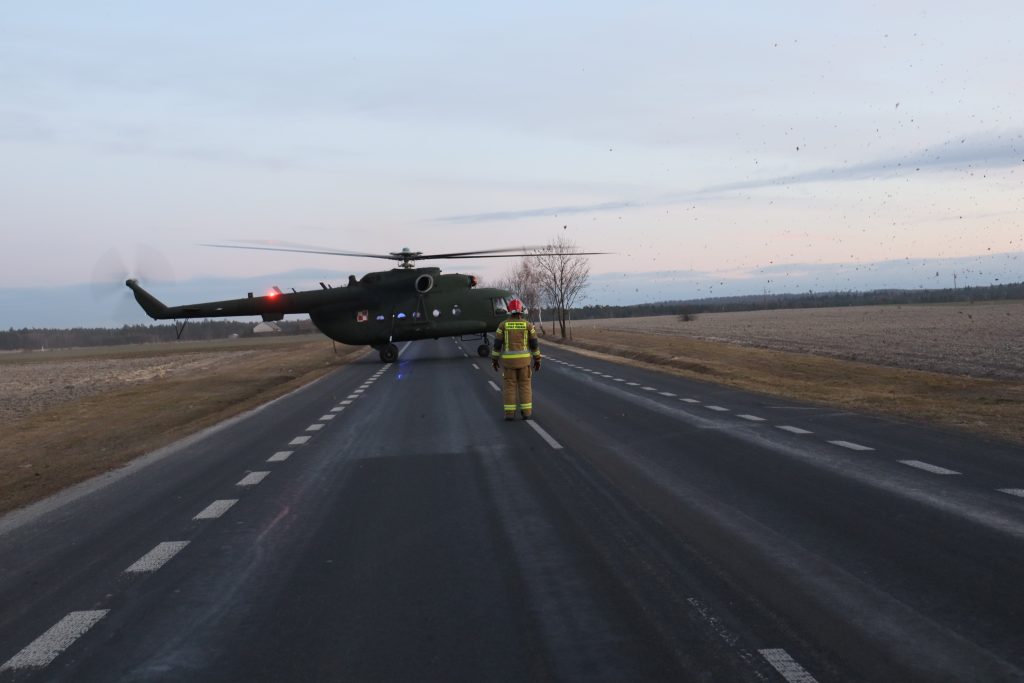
[{"x1": 507, "y1": 298, "x2": 524, "y2": 313}]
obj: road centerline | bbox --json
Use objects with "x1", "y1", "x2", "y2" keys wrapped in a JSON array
[
  {"x1": 1, "y1": 610, "x2": 110, "y2": 671},
  {"x1": 125, "y1": 541, "x2": 189, "y2": 573}
]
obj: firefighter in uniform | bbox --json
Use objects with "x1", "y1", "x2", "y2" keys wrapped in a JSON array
[{"x1": 491, "y1": 298, "x2": 541, "y2": 420}]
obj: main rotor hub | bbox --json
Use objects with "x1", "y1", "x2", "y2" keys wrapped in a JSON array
[{"x1": 389, "y1": 247, "x2": 424, "y2": 268}]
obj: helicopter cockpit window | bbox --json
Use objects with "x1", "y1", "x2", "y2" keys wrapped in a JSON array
[{"x1": 492, "y1": 297, "x2": 509, "y2": 315}]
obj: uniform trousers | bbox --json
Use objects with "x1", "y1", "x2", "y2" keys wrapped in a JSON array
[{"x1": 502, "y1": 364, "x2": 533, "y2": 417}]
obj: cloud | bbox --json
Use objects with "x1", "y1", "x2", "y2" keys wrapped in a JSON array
[
  {"x1": 434, "y1": 130, "x2": 1024, "y2": 223},
  {"x1": 436, "y1": 199, "x2": 640, "y2": 224},
  {"x1": 702, "y1": 131, "x2": 1024, "y2": 193}
]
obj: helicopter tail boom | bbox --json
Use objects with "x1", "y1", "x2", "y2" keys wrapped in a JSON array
[
  {"x1": 125, "y1": 278, "x2": 343, "y2": 321},
  {"x1": 126, "y1": 279, "x2": 170, "y2": 318}
]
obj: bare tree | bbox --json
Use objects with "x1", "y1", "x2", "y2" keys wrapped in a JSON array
[
  {"x1": 531, "y1": 235, "x2": 591, "y2": 339},
  {"x1": 494, "y1": 257, "x2": 541, "y2": 322}
]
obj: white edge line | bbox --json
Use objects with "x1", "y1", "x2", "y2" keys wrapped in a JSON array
[
  {"x1": 527, "y1": 421, "x2": 563, "y2": 450},
  {"x1": 1, "y1": 610, "x2": 111, "y2": 670},
  {"x1": 998, "y1": 488, "x2": 1024, "y2": 498}
]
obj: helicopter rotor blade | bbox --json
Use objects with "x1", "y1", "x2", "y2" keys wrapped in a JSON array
[
  {"x1": 422, "y1": 251, "x2": 610, "y2": 259},
  {"x1": 201, "y1": 243, "x2": 398, "y2": 260},
  {"x1": 201, "y1": 241, "x2": 610, "y2": 262}
]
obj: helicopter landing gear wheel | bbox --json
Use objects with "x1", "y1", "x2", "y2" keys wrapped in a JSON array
[
  {"x1": 379, "y1": 344, "x2": 398, "y2": 363},
  {"x1": 477, "y1": 344, "x2": 490, "y2": 358}
]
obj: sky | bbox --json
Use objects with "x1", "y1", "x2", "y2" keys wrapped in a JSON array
[{"x1": 2, "y1": 1, "x2": 1022, "y2": 327}]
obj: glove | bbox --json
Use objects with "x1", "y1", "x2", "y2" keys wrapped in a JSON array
[
  {"x1": 533, "y1": 359, "x2": 541, "y2": 371},
  {"x1": 492, "y1": 359, "x2": 500, "y2": 371}
]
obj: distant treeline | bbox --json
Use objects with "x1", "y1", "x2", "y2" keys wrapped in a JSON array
[
  {"x1": 570, "y1": 281, "x2": 1024, "y2": 319},
  {"x1": 5, "y1": 281, "x2": 1022, "y2": 350},
  {"x1": 1, "y1": 319, "x2": 317, "y2": 351}
]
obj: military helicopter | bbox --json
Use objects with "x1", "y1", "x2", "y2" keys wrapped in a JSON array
[{"x1": 126, "y1": 244, "x2": 595, "y2": 362}]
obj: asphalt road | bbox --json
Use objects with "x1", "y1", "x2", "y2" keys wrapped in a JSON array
[{"x1": 2, "y1": 338, "x2": 1023, "y2": 682}]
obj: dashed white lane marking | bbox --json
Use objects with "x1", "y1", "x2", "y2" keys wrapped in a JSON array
[
  {"x1": 463, "y1": 353, "x2": 469, "y2": 358},
  {"x1": 642, "y1": 386, "x2": 657, "y2": 392},
  {"x1": 828, "y1": 440, "x2": 874, "y2": 451},
  {"x1": 706, "y1": 405, "x2": 729, "y2": 412},
  {"x1": 601, "y1": 374, "x2": 613, "y2": 378},
  {"x1": 319, "y1": 414, "x2": 335, "y2": 421},
  {"x1": 759, "y1": 648, "x2": 818, "y2": 683},
  {"x1": 267, "y1": 450, "x2": 293, "y2": 462},
  {"x1": 194, "y1": 499, "x2": 238, "y2": 520},
  {"x1": 1, "y1": 610, "x2": 110, "y2": 670},
  {"x1": 289, "y1": 436, "x2": 311, "y2": 445},
  {"x1": 777, "y1": 425, "x2": 813, "y2": 434},
  {"x1": 613, "y1": 378, "x2": 625, "y2": 382},
  {"x1": 472, "y1": 363, "x2": 480, "y2": 370},
  {"x1": 527, "y1": 421, "x2": 563, "y2": 450},
  {"x1": 658, "y1": 391, "x2": 676, "y2": 397},
  {"x1": 626, "y1": 382, "x2": 640, "y2": 386},
  {"x1": 680, "y1": 398, "x2": 700, "y2": 404},
  {"x1": 306, "y1": 423, "x2": 324, "y2": 431},
  {"x1": 739, "y1": 414, "x2": 766, "y2": 422},
  {"x1": 488, "y1": 381, "x2": 501, "y2": 392},
  {"x1": 360, "y1": 383, "x2": 371, "y2": 388},
  {"x1": 340, "y1": 400, "x2": 353, "y2": 405},
  {"x1": 236, "y1": 471, "x2": 270, "y2": 486},
  {"x1": 352, "y1": 389, "x2": 364, "y2": 394},
  {"x1": 998, "y1": 488, "x2": 1024, "y2": 498},
  {"x1": 899, "y1": 460, "x2": 961, "y2": 475},
  {"x1": 125, "y1": 541, "x2": 189, "y2": 573},
  {"x1": 346, "y1": 394, "x2": 359, "y2": 399},
  {"x1": 330, "y1": 406, "x2": 344, "y2": 412}
]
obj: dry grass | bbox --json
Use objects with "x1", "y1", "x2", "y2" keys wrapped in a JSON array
[
  {"x1": 544, "y1": 302, "x2": 1024, "y2": 446},
  {"x1": 0, "y1": 335, "x2": 366, "y2": 515}
]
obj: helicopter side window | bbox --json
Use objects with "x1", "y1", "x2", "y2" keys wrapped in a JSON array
[
  {"x1": 492, "y1": 297, "x2": 508, "y2": 315},
  {"x1": 452, "y1": 305, "x2": 462, "y2": 316}
]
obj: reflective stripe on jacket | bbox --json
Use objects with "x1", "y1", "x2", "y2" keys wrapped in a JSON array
[{"x1": 491, "y1": 317, "x2": 540, "y2": 366}]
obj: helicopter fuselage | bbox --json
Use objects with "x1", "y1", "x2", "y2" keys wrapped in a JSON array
[{"x1": 126, "y1": 267, "x2": 513, "y2": 361}]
